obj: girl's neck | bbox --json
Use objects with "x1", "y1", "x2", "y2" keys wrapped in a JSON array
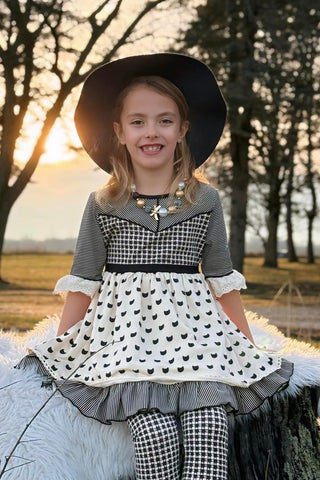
[{"x1": 133, "y1": 169, "x2": 175, "y2": 196}]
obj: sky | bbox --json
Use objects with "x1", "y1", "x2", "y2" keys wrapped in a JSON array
[{"x1": 6, "y1": 156, "x2": 108, "y2": 241}]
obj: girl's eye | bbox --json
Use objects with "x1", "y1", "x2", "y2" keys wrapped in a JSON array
[
  {"x1": 131, "y1": 120, "x2": 144, "y2": 125},
  {"x1": 161, "y1": 118, "x2": 173, "y2": 124}
]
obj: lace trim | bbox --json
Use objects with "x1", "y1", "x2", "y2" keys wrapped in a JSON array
[
  {"x1": 54, "y1": 275, "x2": 101, "y2": 298},
  {"x1": 207, "y1": 270, "x2": 247, "y2": 298}
]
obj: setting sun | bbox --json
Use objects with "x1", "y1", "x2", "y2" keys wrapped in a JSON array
[
  {"x1": 42, "y1": 124, "x2": 73, "y2": 164},
  {"x1": 15, "y1": 119, "x2": 80, "y2": 165}
]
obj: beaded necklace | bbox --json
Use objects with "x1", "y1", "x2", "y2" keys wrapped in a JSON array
[{"x1": 132, "y1": 182, "x2": 186, "y2": 221}]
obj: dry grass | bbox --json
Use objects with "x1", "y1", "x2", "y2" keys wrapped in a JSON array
[
  {"x1": 0, "y1": 254, "x2": 71, "y2": 330},
  {"x1": 242, "y1": 257, "x2": 320, "y2": 306},
  {"x1": 1, "y1": 253, "x2": 72, "y2": 290},
  {"x1": 0, "y1": 253, "x2": 319, "y2": 331}
]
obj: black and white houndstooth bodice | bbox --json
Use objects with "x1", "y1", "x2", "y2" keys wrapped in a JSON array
[{"x1": 97, "y1": 213, "x2": 211, "y2": 267}]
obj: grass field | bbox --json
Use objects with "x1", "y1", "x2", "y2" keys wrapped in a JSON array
[
  {"x1": 0, "y1": 254, "x2": 72, "y2": 330},
  {"x1": 0, "y1": 253, "x2": 319, "y2": 331}
]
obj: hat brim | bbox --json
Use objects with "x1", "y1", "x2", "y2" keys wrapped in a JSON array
[{"x1": 74, "y1": 53, "x2": 226, "y2": 172}]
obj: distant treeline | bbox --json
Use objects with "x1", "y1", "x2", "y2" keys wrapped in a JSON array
[
  {"x1": 4, "y1": 238, "x2": 319, "y2": 256},
  {"x1": 4, "y1": 238, "x2": 76, "y2": 254}
]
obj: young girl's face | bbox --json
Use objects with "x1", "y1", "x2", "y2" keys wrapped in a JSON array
[{"x1": 113, "y1": 85, "x2": 188, "y2": 176}]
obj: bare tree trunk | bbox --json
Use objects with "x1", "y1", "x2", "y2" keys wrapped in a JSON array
[
  {"x1": 227, "y1": 1, "x2": 257, "y2": 273},
  {"x1": 264, "y1": 220, "x2": 279, "y2": 268},
  {"x1": 305, "y1": 113, "x2": 317, "y2": 264},
  {"x1": 285, "y1": 158, "x2": 298, "y2": 263},
  {"x1": 263, "y1": 175, "x2": 282, "y2": 268},
  {"x1": 307, "y1": 214, "x2": 315, "y2": 264},
  {"x1": 286, "y1": 203, "x2": 298, "y2": 262},
  {"x1": 229, "y1": 128, "x2": 250, "y2": 273}
]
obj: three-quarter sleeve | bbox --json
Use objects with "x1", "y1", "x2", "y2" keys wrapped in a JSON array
[
  {"x1": 54, "y1": 192, "x2": 107, "y2": 298},
  {"x1": 201, "y1": 189, "x2": 246, "y2": 297}
]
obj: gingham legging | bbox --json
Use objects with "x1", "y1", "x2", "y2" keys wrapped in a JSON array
[{"x1": 127, "y1": 406, "x2": 228, "y2": 480}]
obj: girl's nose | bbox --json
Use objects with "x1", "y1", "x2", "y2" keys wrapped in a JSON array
[{"x1": 145, "y1": 122, "x2": 158, "y2": 138}]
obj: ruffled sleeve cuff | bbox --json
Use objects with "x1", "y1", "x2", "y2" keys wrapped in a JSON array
[
  {"x1": 206, "y1": 270, "x2": 247, "y2": 298},
  {"x1": 53, "y1": 275, "x2": 101, "y2": 299}
]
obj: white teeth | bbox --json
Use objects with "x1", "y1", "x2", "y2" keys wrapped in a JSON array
[{"x1": 141, "y1": 145, "x2": 162, "y2": 152}]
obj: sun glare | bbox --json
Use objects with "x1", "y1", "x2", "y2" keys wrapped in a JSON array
[
  {"x1": 15, "y1": 121, "x2": 79, "y2": 165},
  {"x1": 42, "y1": 126, "x2": 73, "y2": 164}
]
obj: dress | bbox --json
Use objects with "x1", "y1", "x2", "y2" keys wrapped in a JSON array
[{"x1": 19, "y1": 183, "x2": 293, "y2": 424}]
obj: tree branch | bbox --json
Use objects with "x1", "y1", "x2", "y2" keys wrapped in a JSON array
[
  {"x1": 66, "y1": 0, "x2": 124, "y2": 87},
  {"x1": 88, "y1": 0, "x2": 117, "y2": 26},
  {"x1": 76, "y1": 0, "x2": 167, "y2": 86}
]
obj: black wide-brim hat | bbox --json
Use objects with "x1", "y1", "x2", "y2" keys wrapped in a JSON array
[{"x1": 74, "y1": 53, "x2": 226, "y2": 172}]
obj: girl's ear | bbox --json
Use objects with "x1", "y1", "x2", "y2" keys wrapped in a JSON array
[
  {"x1": 113, "y1": 122, "x2": 126, "y2": 145},
  {"x1": 178, "y1": 120, "x2": 189, "y2": 143}
]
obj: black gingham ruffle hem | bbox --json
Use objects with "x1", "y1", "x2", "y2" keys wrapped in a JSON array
[{"x1": 17, "y1": 355, "x2": 293, "y2": 425}]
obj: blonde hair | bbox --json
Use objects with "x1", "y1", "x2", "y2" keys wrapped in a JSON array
[{"x1": 96, "y1": 76, "x2": 204, "y2": 208}]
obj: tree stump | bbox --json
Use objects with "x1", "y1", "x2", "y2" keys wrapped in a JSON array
[{"x1": 228, "y1": 387, "x2": 320, "y2": 479}]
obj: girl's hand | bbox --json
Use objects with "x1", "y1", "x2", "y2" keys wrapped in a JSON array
[{"x1": 253, "y1": 343, "x2": 278, "y2": 354}]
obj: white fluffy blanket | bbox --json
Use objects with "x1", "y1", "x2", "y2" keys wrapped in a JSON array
[{"x1": 0, "y1": 312, "x2": 319, "y2": 480}]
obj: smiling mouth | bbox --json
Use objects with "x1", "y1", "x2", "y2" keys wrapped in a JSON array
[{"x1": 140, "y1": 144, "x2": 163, "y2": 152}]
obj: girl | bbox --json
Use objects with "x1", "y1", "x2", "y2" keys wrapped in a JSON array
[{"x1": 20, "y1": 53, "x2": 293, "y2": 480}]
